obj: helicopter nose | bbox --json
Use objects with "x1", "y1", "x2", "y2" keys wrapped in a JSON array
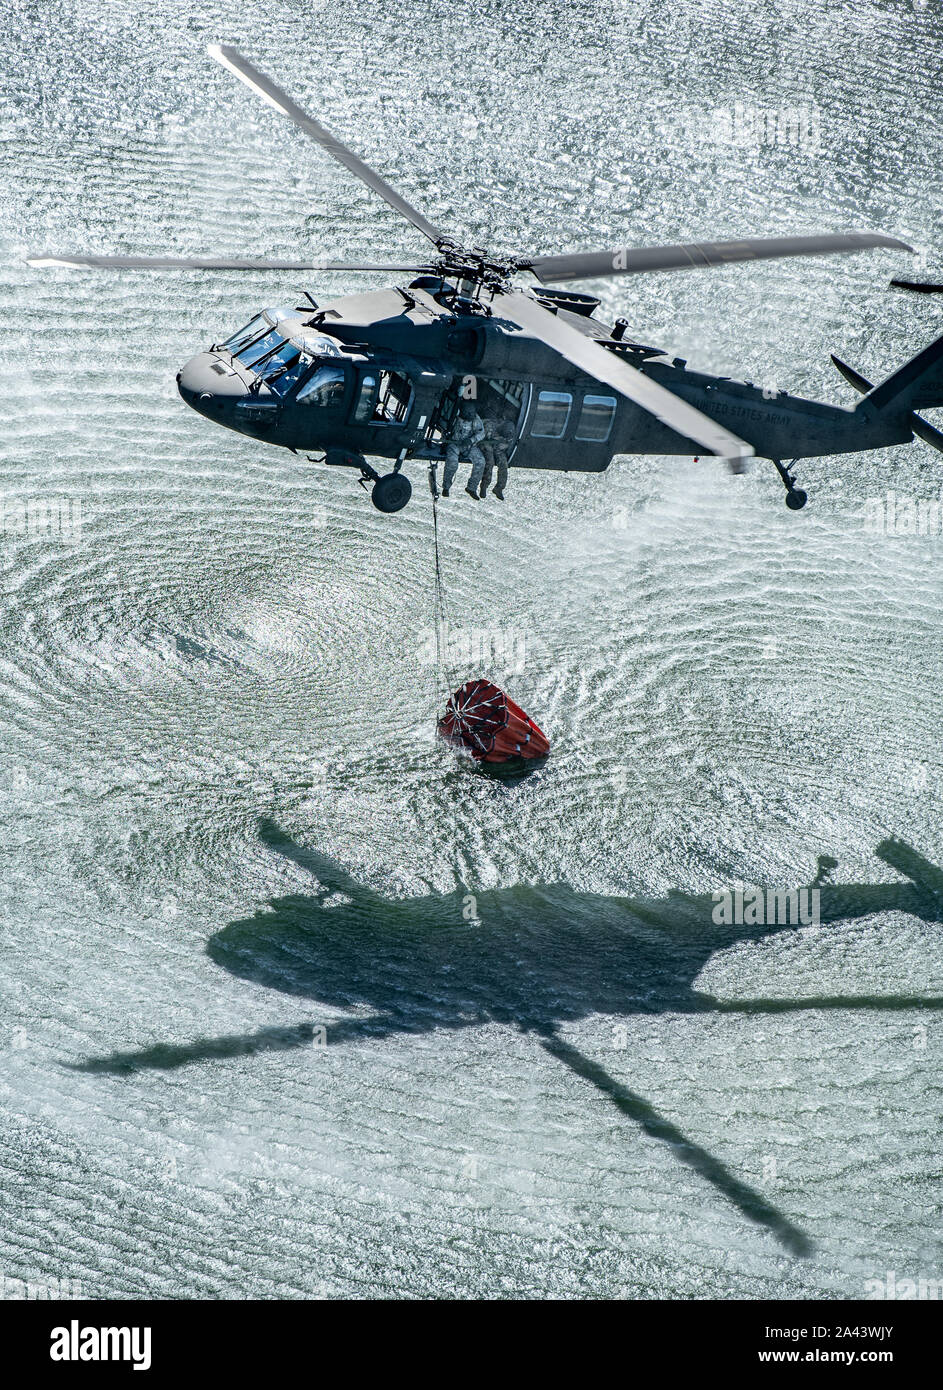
[{"x1": 176, "y1": 352, "x2": 246, "y2": 418}]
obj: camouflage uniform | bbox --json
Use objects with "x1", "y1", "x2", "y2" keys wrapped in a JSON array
[
  {"x1": 442, "y1": 405, "x2": 486, "y2": 495},
  {"x1": 478, "y1": 416, "x2": 515, "y2": 497}
]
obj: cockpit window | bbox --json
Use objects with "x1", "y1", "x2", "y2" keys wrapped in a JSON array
[
  {"x1": 235, "y1": 329, "x2": 286, "y2": 370},
  {"x1": 218, "y1": 311, "x2": 347, "y2": 400},
  {"x1": 296, "y1": 365, "x2": 346, "y2": 407},
  {"x1": 298, "y1": 333, "x2": 342, "y2": 358},
  {"x1": 255, "y1": 347, "x2": 320, "y2": 398},
  {"x1": 251, "y1": 341, "x2": 298, "y2": 378},
  {"x1": 221, "y1": 307, "x2": 302, "y2": 354},
  {"x1": 221, "y1": 315, "x2": 268, "y2": 355},
  {"x1": 254, "y1": 340, "x2": 294, "y2": 372}
]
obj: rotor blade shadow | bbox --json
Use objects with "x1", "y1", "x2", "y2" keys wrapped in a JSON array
[
  {"x1": 874, "y1": 837, "x2": 943, "y2": 898},
  {"x1": 701, "y1": 994, "x2": 943, "y2": 1016},
  {"x1": 66, "y1": 1011, "x2": 474, "y2": 1076},
  {"x1": 66, "y1": 1022, "x2": 328, "y2": 1074},
  {"x1": 536, "y1": 1027, "x2": 813, "y2": 1258},
  {"x1": 258, "y1": 815, "x2": 380, "y2": 906}
]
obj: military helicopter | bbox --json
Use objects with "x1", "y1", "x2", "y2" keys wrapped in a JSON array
[{"x1": 29, "y1": 45, "x2": 943, "y2": 514}]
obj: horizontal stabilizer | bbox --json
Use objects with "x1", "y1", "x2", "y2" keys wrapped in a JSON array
[
  {"x1": 830, "y1": 354, "x2": 872, "y2": 395},
  {"x1": 832, "y1": 354, "x2": 943, "y2": 454},
  {"x1": 910, "y1": 415, "x2": 943, "y2": 454},
  {"x1": 865, "y1": 332, "x2": 943, "y2": 413}
]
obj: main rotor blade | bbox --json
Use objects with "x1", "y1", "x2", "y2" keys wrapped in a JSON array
[
  {"x1": 25, "y1": 253, "x2": 432, "y2": 272},
  {"x1": 891, "y1": 278, "x2": 943, "y2": 294},
  {"x1": 498, "y1": 290, "x2": 753, "y2": 461},
  {"x1": 208, "y1": 44, "x2": 444, "y2": 245},
  {"x1": 527, "y1": 232, "x2": 912, "y2": 283}
]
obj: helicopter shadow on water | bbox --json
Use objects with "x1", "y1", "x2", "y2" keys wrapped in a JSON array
[{"x1": 70, "y1": 823, "x2": 943, "y2": 1259}]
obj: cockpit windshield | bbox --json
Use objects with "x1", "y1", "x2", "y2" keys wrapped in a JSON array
[
  {"x1": 221, "y1": 314, "x2": 268, "y2": 355},
  {"x1": 221, "y1": 305, "x2": 296, "y2": 362},
  {"x1": 218, "y1": 310, "x2": 346, "y2": 402},
  {"x1": 296, "y1": 365, "x2": 346, "y2": 408},
  {"x1": 253, "y1": 346, "x2": 312, "y2": 398},
  {"x1": 235, "y1": 328, "x2": 286, "y2": 371}
]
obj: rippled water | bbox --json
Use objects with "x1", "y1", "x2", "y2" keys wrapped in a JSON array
[{"x1": 1, "y1": 0, "x2": 941, "y2": 1299}]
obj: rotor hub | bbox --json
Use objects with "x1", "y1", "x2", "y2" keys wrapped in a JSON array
[{"x1": 431, "y1": 240, "x2": 525, "y2": 303}]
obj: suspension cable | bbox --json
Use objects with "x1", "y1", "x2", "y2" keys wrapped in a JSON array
[{"x1": 429, "y1": 463, "x2": 456, "y2": 704}]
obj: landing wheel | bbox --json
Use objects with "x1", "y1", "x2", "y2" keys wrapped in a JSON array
[
  {"x1": 371, "y1": 472, "x2": 412, "y2": 513},
  {"x1": 774, "y1": 459, "x2": 807, "y2": 511}
]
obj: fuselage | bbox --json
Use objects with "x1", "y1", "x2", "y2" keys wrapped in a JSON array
[{"x1": 177, "y1": 278, "x2": 913, "y2": 472}]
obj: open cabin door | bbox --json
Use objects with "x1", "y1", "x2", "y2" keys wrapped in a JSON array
[{"x1": 422, "y1": 377, "x2": 529, "y2": 454}]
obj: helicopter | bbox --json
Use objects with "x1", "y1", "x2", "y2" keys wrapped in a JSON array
[{"x1": 28, "y1": 45, "x2": 943, "y2": 515}]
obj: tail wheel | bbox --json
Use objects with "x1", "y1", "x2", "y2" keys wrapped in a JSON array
[{"x1": 372, "y1": 472, "x2": 412, "y2": 513}]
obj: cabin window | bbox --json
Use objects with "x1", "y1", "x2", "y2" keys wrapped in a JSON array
[
  {"x1": 479, "y1": 378, "x2": 525, "y2": 415},
  {"x1": 296, "y1": 365, "x2": 346, "y2": 408},
  {"x1": 575, "y1": 394, "x2": 617, "y2": 443},
  {"x1": 354, "y1": 370, "x2": 413, "y2": 424},
  {"x1": 530, "y1": 390, "x2": 572, "y2": 439},
  {"x1": 376, "y1": 371, "x2": 413, "y2": 423},
  {"x1": 353, "y1": 373, "x2": 379, "y2": 422}
]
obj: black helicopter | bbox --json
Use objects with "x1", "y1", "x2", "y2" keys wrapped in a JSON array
[{"x1": 29, "y1": 45, "x2": 943, "y2": 514}]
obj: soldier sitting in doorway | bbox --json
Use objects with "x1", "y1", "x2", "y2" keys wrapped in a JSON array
[
  {"x1": 478, "y1": 414, "x2": 515, "y2": 500},
  {"x1": 442, "y1": 400, "x2": 487, "y2": 499}
]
